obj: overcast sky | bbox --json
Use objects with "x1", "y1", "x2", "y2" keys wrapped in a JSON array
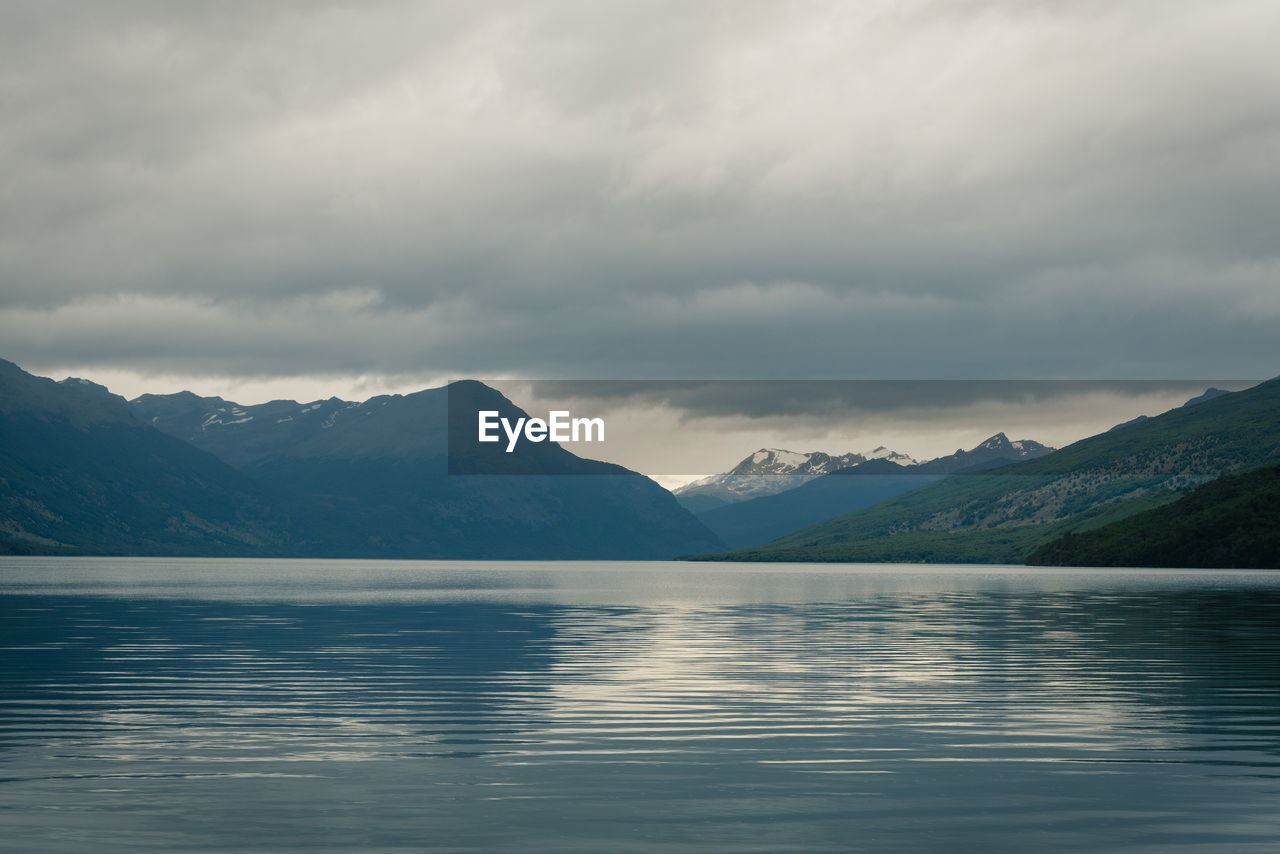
[{"x1": 2, "y1": 1, "x2": 1277, "y2": 466}]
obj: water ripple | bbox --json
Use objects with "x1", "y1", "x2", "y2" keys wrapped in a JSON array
[{"x1": 3, "y1": 559, "x2": 1280, "y2": 852}]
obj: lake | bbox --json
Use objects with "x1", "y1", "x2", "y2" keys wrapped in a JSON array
[{"x1": 2, "y1": 558, "x2": 1279, "y2": 852}]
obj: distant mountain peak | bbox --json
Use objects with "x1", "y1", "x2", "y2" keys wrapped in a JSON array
[
  {"x1": 58, "y1": 376, "x2": 110, "y2": 392},
  {"x1": 676, "y1": 432, "x2": 1048, "y2": 509},
  {"x1": 731, "y1": 448, "x2": 822, "y2": 475},
  {"x1": 866, "y1": 446, "x2": 919, "y2": 465},
  {"x1": 0, "y1": 360, "x2": 133, "y2": 425},
  {"x1": 676, "y1": 444, "x2": 922, "y2": 509},
  {"x1": 975, "y1": 433, "x2": 1012, "y2": 452},
  {"x1": 914, "y1": 433, "x2": 1054, "y2": 475}
]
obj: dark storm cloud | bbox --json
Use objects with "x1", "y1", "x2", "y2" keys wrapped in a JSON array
[
  {"x1": 523, "y1": 380, "x2": 1258, "y2": 422},
  {"x1": 1, "y1": 0, "x2": 1278, "y2": 383}
]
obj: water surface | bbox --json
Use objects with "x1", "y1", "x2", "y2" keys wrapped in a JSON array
[{"x1": 2, "y1": 558, "x2": 1279, "y2": 852}]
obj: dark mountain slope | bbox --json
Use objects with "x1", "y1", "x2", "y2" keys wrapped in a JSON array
[
  {"x1": 132, "y1": 378, "x2": 720, "y2": 559},
  {"x1": 693, "y1": 462, "x2": 941, "y2": 550},
  {"x1": 0, "y1": 359, "x2": 291, "y2": 556}
]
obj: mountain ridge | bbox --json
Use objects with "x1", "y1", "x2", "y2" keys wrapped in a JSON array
[
  {"x1": 673, "y1": 447, "x2": 914, "y2": 512},
  {"x1": 689, "y1": 433, "x2": 1054, "y2": 550},
  {"x1": 3, "y1": 360, "x2": 720, "y2": 559},
  {"x1": 691, "y1": 381, "x2": 1277, "y2": 563}
]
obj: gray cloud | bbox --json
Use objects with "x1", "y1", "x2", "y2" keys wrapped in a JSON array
[
  {"x1": 522, "y1": 380, "x2": 1258, "y2": 422},
  {"x1": 2, "y1": 0, "x2": 1278, "y2": 384}
]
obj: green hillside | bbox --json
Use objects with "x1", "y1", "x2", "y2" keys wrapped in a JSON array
[
  {"x1": 1027, "y1": 463, "x2": 1280, "y2": 568},
  {"x1": 693, "y1": 377, "x2": 1280, "y2": 564}
]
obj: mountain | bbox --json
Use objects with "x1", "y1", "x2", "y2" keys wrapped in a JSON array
[
  {"x1": 692, "y1": 381, "x2": 1280, "y2": 564},
  {"x1": 0, "y1": 359, "x2": 718, "y2": 558},
  {"x1": 129, "y1": 378, "x2": 720, "y2": 559},
  {"x1": 1108, "y1": 414, "x2": 1150, "y2": 432},
  {"x1": 1108, "y1": 386, "x2": 1231, "y2": 432},
  {"x1": 691, "y1": 434, "x2": 1052, "y2": 550},
  {"x1": 910, "y1": 433, "x2": 1055, "y2": 475},
  {"x1": 1182, "y1": 387, "x2": 1232, "y2": 407},
  {"x1": 0, "y1": 359, "x2": 291, "y2": 556},
  {"x1": 129, "y1": 391, "x2": 367, "y2": 468},
  {"x1": 673, "y1": 446, "x2": 916, "y2": 512},
  {"x1": 1027, "y1": 462, "x2": 1280, "y2": 568}
]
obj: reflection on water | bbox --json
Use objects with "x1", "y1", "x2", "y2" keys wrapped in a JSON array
[{"x1": 2, "y1": 559, "x2": 1280, "y2": 853}]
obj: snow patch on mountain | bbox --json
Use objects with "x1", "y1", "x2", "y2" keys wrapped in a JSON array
[
  {"x1": 674, "y1": 433, "x2": 1054, "y2": 509},
  {"x1": 677, "y1": 445, "x2": 916, "y2": 505},
  {"x1": 865, "y1": 446, "x2": 919, "y2": 466}
]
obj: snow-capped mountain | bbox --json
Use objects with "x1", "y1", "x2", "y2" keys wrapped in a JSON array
[
  {"x1": 725, "y1": 448, "x2": 870, "y2": 477},
  {"x1": 675, "y1": 446, "x2": 920, "y2": 511},
  {"x1": 690, "y1": 432, "x2": 1057, "y2": 549},
  {"x1": 863, "y1": 446, "x2": 919, "y2": 467},
  {"x1": 673, "y1": 433, "x2": 1053, "y2": 513}
]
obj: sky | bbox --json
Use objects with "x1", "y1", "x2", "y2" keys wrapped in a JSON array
[{"x1": 2, "y1": 1, "x2": 1277, "y2": 474}]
